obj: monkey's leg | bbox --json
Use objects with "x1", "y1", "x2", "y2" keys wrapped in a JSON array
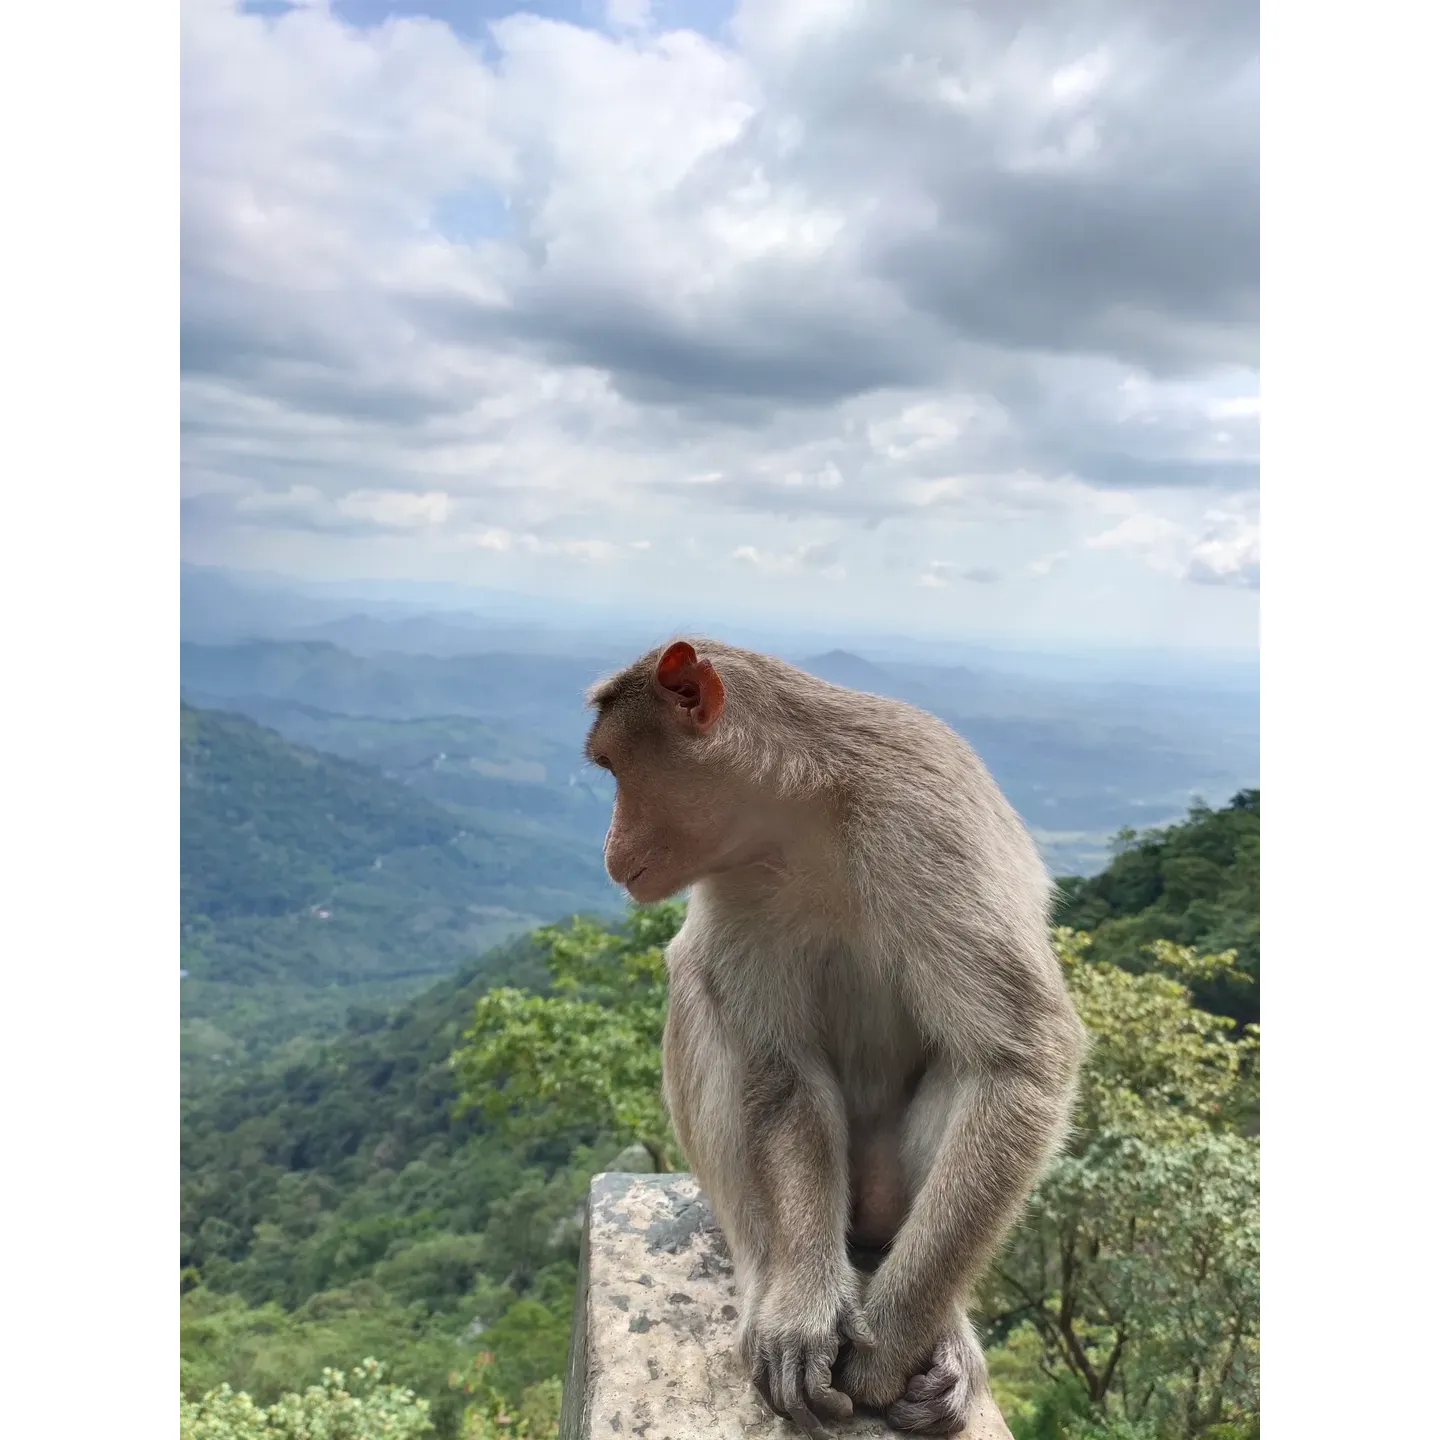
[
  {"x1": 664, "y1": 978, "x2": 871, "y2": 1438},
  {"x1": 839, "y1": 1063, "x2": 1065, "y2": 1425},
  {"x1": 879, "y1": 1302, "x2": 986, "y2": 1435},
  {"x1": 835, "y1": 1068, "x2": 987, "y2": 1432}
]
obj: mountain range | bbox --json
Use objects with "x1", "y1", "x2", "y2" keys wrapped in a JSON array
[
  {"x1": 180, "y1": 703, "x2": 617, "y2": 1076},
  {"x1": 180, "y1": 569, "x2": 1257, "y2": 1073}
]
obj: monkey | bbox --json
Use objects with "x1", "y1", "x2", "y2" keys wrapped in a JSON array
[{"x1": 583, "y1": 639, "x2": 1087, "y2": 1438}]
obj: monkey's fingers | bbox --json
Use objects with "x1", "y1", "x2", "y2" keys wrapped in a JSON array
[
  {"x1": 802, "y1": 1350, "x2": 855, "y2": 1422},
  {"x1": 748, "y1": 1345, "x2": 778, "y2": 1414},
  {"x1": 887, "y1": 1394, "x2": 968, "y2": 1436},
  {"x1": 887, "y1": 1357, "x2": 975, "y2": 1436},
  {"x1": 750, "y1": 1344, "x2": 816, "y2": 1435},
  {"x1": 841, "y1": 1300, "x2": 876, "y2": 1351},
  {"x1": 774, "y1": 1346, "x2": 838, "y2": 1440},
  {"x1": 904, "y1": 1367, "x2": 954, "y2": 1402}
]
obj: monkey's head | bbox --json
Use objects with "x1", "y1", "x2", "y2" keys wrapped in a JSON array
[{"x1": 585, "y1": 640, "x2": 754, "y2": 904}]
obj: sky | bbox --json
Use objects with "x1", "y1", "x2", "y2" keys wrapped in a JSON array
[{"x1": 181, "y1": 0, "x2": 1259, "y2": 652}]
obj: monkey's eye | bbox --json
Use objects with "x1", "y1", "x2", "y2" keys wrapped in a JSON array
[{"x1": 594, "y1": 754, "x2": 613, "y2": 772}]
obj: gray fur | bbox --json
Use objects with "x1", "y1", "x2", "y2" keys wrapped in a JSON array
[{"x1": 586, "y1": 639, "x2": 1087, "y2": 1437}]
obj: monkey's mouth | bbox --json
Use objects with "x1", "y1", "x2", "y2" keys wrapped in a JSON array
[{"x1": 624, "y1": 866, "x2": 648, "y2": 888}]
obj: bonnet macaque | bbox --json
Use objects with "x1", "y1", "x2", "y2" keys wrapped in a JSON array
[{"x1": 585, "y1": 639, "x2": 1085, "y2": 1436}]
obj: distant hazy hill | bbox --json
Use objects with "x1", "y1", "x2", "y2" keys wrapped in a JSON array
[
  {"x1": 182, "y1": 636, "x2": 1257, "y2": 877},
  {"x1": 181, "y1": 638, "x2": 630, "y2": 750},
  {"x1": 180, "y1": 704, "x2": 618, "y2": 1073}
]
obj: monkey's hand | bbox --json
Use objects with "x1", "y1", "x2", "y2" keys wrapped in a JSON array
[
  {"x1": 742, "y1": 1270, "x2": 874, "y2": 1439},
  {"x1": 835, "y1": 1301, "x2": 984, "y2": 1435}
]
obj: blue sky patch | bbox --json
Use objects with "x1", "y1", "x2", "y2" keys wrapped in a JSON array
[{"x1": 432, "y1": 184, "x2": 513, "y2": 244}]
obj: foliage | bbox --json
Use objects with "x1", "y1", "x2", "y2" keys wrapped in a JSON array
[
  {"x1": 180, "y1": 1179, "x2": 583, "y2": 1440},
  {"x1": 983, "y1": 933, "x2": 1259, "y2": 1439},
  {"x1": 449, "y1": 911, "x2": 1260, "y2": 1437},
  {"x1": 452, "y1": 904, "x2": 685, "y2": 1171},
  {"x1": 181, "y1": 702, "x2": 619, "y2": 1073},
  {"x1": 452, "y1": 1354, "x2": 564, "y2": 1438},
  {"x1": 180, "y1": 1359, "x2": 433, "y2": 1440},
  {"x1": 1053, "y1": 791, "x2": 1259, "y2": 1024},
  {"x1": 181, "y1": 932, "x2": 602, "y2": 1439},
  {"x1": 185, "y1": 816, "x2": 1259, "y2": 1440}
]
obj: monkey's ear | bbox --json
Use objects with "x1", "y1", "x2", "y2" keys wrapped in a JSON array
[{"x1": 655, "y1": 641, "x2": 726, "y2": 733}]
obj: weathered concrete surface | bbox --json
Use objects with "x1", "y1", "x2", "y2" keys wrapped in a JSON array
[{"x1": 560, "y1": 1173, "x2": 1014, "y2": 1440}]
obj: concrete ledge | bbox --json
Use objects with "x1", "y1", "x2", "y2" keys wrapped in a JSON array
[{"x1": 560, "y1": 1173, "x2": 1014, "y2": 1440}]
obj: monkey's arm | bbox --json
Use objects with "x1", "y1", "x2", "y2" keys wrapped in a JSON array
[
  {"x1": 874, "y1": 1062, "x2": 1069, "y2": 1335},
  {"x1": 665, "y1": 967, "x2": 871, "y2": 1438},
  {"x1": 844, "y1": 965, "x2": 1083, "y2": 1413},
  {"x1": 738, "y1": 1052, "x2": 878, "y2": 1434}
]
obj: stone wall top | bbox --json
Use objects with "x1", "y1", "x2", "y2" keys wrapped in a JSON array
[{"x1": 560, "y1": 1173, "x2": 1015, "y2": 1440}]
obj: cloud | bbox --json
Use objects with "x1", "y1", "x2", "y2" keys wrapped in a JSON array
[
  {"x1": 204, "y1": 482, "x2": 451, "y2": 534},
  {"x1": 734, "y1": 0, "x2": 1257, "y2": 373},
  {"x1": 918, "y1": 561, "x2": 1003, "y2": 588},
  {"x1": 1083, "y1": 504, "x2": 1260, "y2": 589},
  {"x1": 337, "y1": 489, "x2": 451, "y2": 529},
  {"x1": 605, "y1": 0, "x2": 653, "y2": 31},
  {"x1": 460, "y1": 527, "x2": 623, "y2": 561},
  {"x1": 733, "y1": 539, "x2": 845, "y2": 580},
  {"x1": 1027, "y1": 549, "x2": 1070, "y2": 578},
  {"x1": 181, "y1": 0, "x2": 1259, "y2": 644},
  {"x1": 1184, "y1": 511, "x2": 1261, "y2": 589}
]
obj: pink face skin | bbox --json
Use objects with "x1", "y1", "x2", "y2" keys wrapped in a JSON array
[
  {"x1": 598, "y1": 752, "x2": 722, "y2": 903},
  {"x1": 589, "y1": 643, "x2": 732, "y2": 904}
]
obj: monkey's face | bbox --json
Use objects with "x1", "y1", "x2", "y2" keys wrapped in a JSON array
[
  {"x1": 586, "y1": 641, "x2": 738, "y2": 903},
  {"x1": 601, "y1": 766, "x2": 739, "y2": 903},
  {"x1": 591, "y1": 718, "x2": 749, "y2": 903}
]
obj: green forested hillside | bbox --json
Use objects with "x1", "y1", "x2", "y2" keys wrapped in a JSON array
[
  {"x1": 183, "y1": 801, "x2": 1260, "y2": 1440},
  {"x1": 181, "y1": 929, "x2": 602, "y2": 1439},
  {"x1": 182, "y1": 703, "x2": 463, "y2": 923},
  {"x1": 180, "y1": 636, "x2": 1258, "y2": 878},
  {"x1": 1054, "y1": 789, "x2": 1259, "y2": 1025},
  {"x1": 181, "y1": 704, "x2": 618, "y2": 1072}
]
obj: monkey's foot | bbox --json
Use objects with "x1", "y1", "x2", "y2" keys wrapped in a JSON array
[
  {"x1": 743, "y1": 1285, "x2": 875, "y2": 1440},
  {"x1": 747, "y1": 1330, "x2": 856, "y2": 1440},
  {"x1": 882, "y1": 1325, "x2": 984, "y2": 1436}
]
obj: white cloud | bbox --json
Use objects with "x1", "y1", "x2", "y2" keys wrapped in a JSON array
[
  {"x1": 460, "y1": 528, "x2": 622, "y2": 562},
  {"x1": 466, "y1": 527, "x2": 513, "y2": 552},
  {"x1": 605, "y1": 0, "x2": 653, "y2": 32},
  {"x1": 1186, "y1": 511, "x2": 1261, "y2": 588},
  {"x1": 733, "y1": 539, "x2": 846, "y2": 580},
  {"x1": 336, "y1": 489, "x2": 451, "y2": 529},
  {"x1": 1084, "y1": 504, "x2": 1260, "y2": 589},
  {"x1": 180, "y1": 0, "x2": 1259, "y2": 647},
  {"x1": 918, "y1": 560, "x2": 1004, "y2": 588},
  {"x1": 1027, "y1": 549, "x2": 1071, "y2": 578}
]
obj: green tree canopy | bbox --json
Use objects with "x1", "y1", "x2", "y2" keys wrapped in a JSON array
[
  {"x1": 986, "y1": 933, "x2": 1259, "y2": 1440},
  {"x1": 452, "y1": 913, "x2": 1259, "y2": 1440},
  {"x1": 1053, "y1": 791, "x2": 1259, "y2": 1026},
  {"x1": 451, "y1": 904, "x2": 685, "y2": 1171},
  {"x1": 181, "y1": 1359, "x2": 433, "y2": 1440}
]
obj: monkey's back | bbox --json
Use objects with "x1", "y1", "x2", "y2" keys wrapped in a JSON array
[
  {"x1": 803, "y1": 681, "x2": 1053, "y2": 920},
  {"x1": 665, "y1": 639, "x2": 1057, "y2": 947}
]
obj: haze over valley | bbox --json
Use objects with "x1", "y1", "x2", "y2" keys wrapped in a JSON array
[{"x1": 181, "y1": 563, "x2": 1257, "y2": 1073}]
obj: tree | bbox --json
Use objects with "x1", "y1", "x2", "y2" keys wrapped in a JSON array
[
  {"x1": 1052, "y1": 791, "x2": 1260, "y2": 1026},
  {"x1": 451, "y1": 904, "x2": 684, "y2": 1171},
  {"x1": 983, "y1": 934, "x2": 1259, "y2": 1439},
  {"x1": 180, "y1": 1358, "x2": 433, "y2": 1440},
  {"x1": 451, "y1": 907, "x2": 1260, "y2": 1438}
]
